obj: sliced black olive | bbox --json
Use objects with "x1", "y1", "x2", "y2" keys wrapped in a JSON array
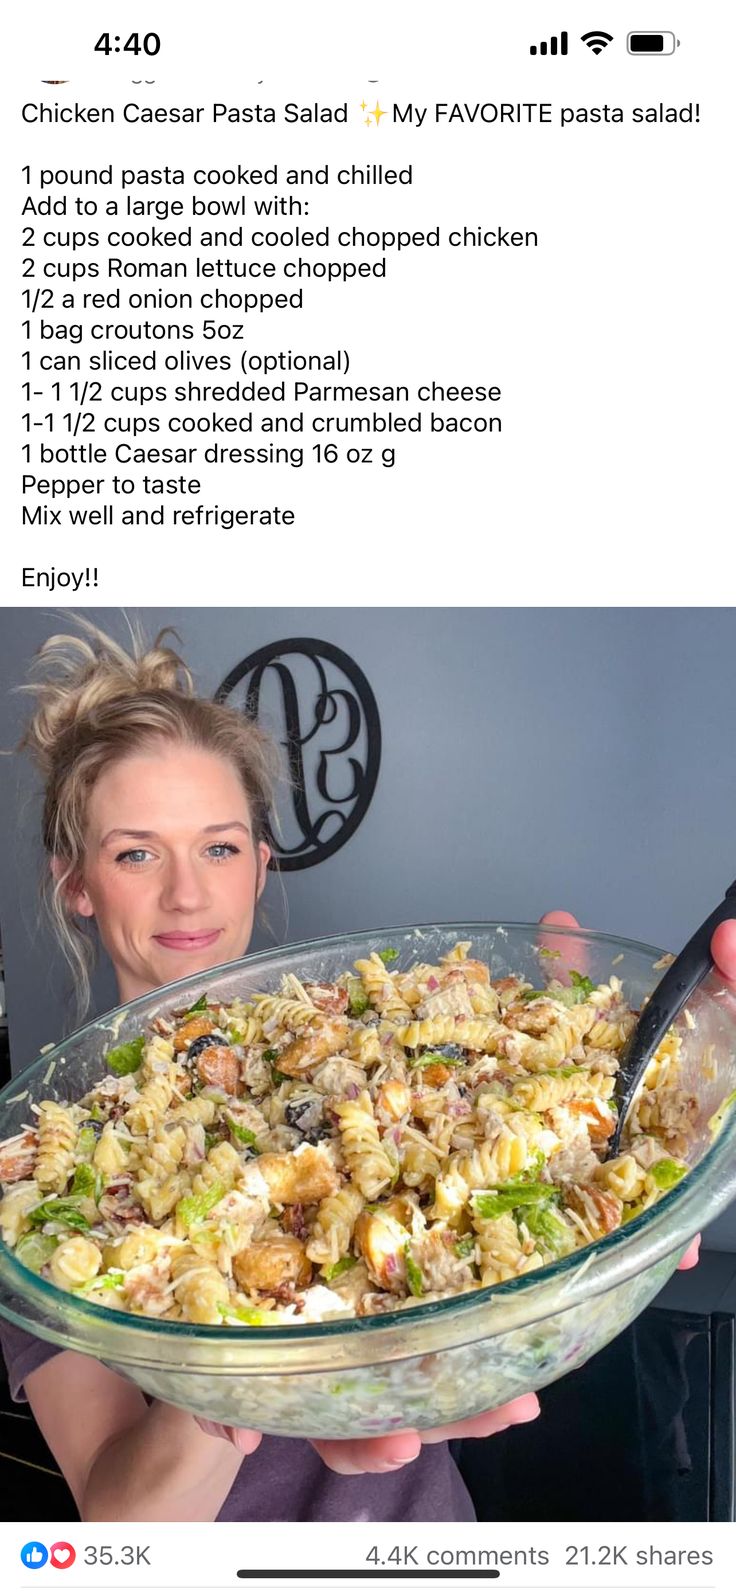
[
  {"x1": 186, "y1": 1032, "x2": 227, "y2": 1063},
  {"x1": 284, "y1": 1097, "x2": 324, "y2": 1134}
]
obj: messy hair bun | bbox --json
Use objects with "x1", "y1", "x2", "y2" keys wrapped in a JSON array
[
  {"x1": 20, "y1": 619, "x2": 194, "y2": 780},
  {"x1": 20, "y1": 617, "x2": 279, "y2": 1020}
]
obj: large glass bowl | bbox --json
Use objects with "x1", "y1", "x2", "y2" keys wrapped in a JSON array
[{"x1": 1, "y1": 924, "x2": 735, "y2": 1439}]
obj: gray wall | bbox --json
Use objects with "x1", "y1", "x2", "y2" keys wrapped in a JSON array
[{"x1": 1, "y1": 607, "x2": 735, "y2": 1248}]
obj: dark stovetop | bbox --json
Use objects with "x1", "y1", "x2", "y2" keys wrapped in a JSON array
[{"x1": 0, "y1": 1306, "x2": 733, "y2": 1522}]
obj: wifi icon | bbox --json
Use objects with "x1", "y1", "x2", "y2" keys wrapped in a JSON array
[{"x1": 581, "y1": 30, "x2": 614, "y2": 54}]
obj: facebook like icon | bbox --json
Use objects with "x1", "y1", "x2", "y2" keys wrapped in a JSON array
[{"x1": 20, "y1": 1542, "x2": 49, "y2": 1569}]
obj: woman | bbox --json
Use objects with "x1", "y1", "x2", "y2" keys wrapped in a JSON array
[
  {"x1": 0, "y1": 623, "x2": 536, "y2": 1522},
  {"x1": 0, "y1": 623, "x2": 720, "y2": 1521}
]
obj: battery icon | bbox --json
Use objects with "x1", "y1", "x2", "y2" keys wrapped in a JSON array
[{"x1": 627, "y1": 31, "x2": 680, "y2": 54}]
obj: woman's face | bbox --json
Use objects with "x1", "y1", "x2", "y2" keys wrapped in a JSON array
[{"x1": 65, "y1": 742, "x2": 271, "y2": 1002}]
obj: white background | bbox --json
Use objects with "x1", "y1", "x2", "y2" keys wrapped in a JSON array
[
  {"x1": 1, "y1": 2, "x2": 735, "y2": 1574},
  {"x1": 2, "y1": 1, "x2": 734, "y2": 605}
]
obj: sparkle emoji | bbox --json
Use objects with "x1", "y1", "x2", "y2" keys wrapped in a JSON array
[{"x1": 361, "y1": 100, "x2": 385, "y2": 127}]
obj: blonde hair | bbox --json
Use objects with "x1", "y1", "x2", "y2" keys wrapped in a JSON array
[{"x1": 20, "y1": 617, "x2": 280, "y2": 1020}]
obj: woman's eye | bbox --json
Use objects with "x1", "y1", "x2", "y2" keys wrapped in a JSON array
[
  {"x1": 115, "y1": 848, "x2": 153, "y2": 866},
  {"x1": 207, "y1": 843, "x2": 240, "y2": 861}
]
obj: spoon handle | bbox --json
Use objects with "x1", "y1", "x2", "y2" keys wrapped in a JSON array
[{"x1": 609, "y1": 879, "x2": 736, "y2": 1154}]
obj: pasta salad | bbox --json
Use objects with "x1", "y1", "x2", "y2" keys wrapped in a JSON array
[{"x1": 0, "y1": 943, "x2": 698, "y2": 1326}]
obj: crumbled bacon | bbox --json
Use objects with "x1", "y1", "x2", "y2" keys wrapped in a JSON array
[
  {"x1": 0, "y1": 1130, "x2": 39, "y2": 1184},
  {"x1": 282, "y1": 1203, "x2": 309, "y2": 1241},
  {"x1": 98, "y1": 1181, "x2": 147, "y2": 1227},
  {"x1": 303, "y1": 982, "x2": 349, "y2": 1016},
  {"x1": 151, "y1": 1016, "x2": 175, "y2": 1037},
  {"x1": 564, "y1": 1182, "x2": 623, "y2": 1235},
  {"x1": 272, "y1": 1280, "x2": 298, "y2": 1304}
]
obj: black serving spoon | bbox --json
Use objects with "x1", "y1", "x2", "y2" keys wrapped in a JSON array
[{"x1": 607, "y1": 880, "x2": 736, "y2": 1157}]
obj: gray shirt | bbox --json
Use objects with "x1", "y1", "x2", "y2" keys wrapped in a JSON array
[{"x1": 0, "y1": 1321, "x2": 475, "y2": 1521}]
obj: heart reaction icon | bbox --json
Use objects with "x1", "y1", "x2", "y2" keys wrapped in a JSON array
[{"x1": 50, "y1": 1543, "x2": 76, "y2": 1570}]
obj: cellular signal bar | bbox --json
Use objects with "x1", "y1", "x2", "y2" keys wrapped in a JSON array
[{"x1": 530, "y1": 32, "x2": 568, "y2": 56}]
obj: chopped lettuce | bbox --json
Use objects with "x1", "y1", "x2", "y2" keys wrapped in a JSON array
[
  {"x1": 378, "y1": 947, "x2": 399, "y2": 966},
  {"x1": 225, "y1": 1115, "x2": 257, "y2": 1148},
  {"x1": 105, "y1": 1035, "x2": 145, "y2": 1076},
  {"x1": 521, "y1": 1202, "x2": 574, "y2": 1255},
  {"x1": 28, "y1": 1198, "x2": 91, "y2": 1232},
  {"x1": 184, "y1": 994, "x2": 209, "y2": 1016},
  {"x1": 649, "y1": 1157, "x2": 687, "y2": 1191},
  {"x1": 218, "y1": 1302, "x2": 283, "y2": 1326},
  {"x1": 518, "y1": 972, "x2": 594, "y2": 1007},
  {"x1": 69, "y1": 1163, "x2": 97, "y2": 1198},
  {"x1": 175, "y1": 1181, "x2": 227, "y2": 1234},
  {"x1": 404, "y1": 1244, "x2": 424, "y2": 1297},
  {"x1": 570, "y1": 970, "x2": 595, "y2": 1000},
  {"x1": 15, "y1": 1231, "x2": 59, "y2": 1273},
  {"x1": 323, "y1": 1254, "x2": 358, "y2": 1282},
  {"x1": 73, "y1": 1269, "x2": 125, "y2": 1295},
  {"x1": 473, "y1": 1182, "x2": 558, "y2": 1221},
  {"x1": 346, "y1": 977, "x2": 369, "y2": 1017},
  {"x1": 75, "y1": 1125, "x2": 98, "y2": 1161},
  {"x1": 410, "y1": 1050, "x2": 465, "y2": 1069}
]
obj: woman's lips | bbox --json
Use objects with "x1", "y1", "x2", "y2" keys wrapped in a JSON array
[{"x1": 153, "y1": 930, "x2": 222, "y2": 951}]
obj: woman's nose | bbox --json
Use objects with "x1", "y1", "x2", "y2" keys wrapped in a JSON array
[{"x1": 159, "y1": 858, "x2": 210, "y2": 914}]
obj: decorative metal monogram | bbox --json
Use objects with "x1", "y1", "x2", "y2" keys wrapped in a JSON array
[{"x1": 215, "y1": 638, "x2": 381, "y2": 870}]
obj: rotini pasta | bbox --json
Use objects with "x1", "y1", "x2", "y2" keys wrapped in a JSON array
[
  {"x1": 354, "y1": 954, "x2": 413, "y2": 1022},
  {"x1": 172, "y1": 1246, "x2": 230, "y2": 1324},
  {"x1": 35, "y1": 1101, "x2": 78, "y2": 1194},
  {"x1": 48, "y1": 1235, "x2": 102, "y2": 1291},
  {"x1": 307, "y1": 1186, "x2": 364, "y2": 1267},
  {"x1": 0, "y1": 948, "x2": 698, "y2": 1325},
  {"x1": 336, "y1": 1091, "x2": 397, "y2": 1200}
]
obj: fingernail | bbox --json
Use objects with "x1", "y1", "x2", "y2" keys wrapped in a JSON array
[{"x1": 387, "y1": 1443, "x2": 421, "y2": 1465}]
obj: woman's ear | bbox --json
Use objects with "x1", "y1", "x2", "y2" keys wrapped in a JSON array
[
  {"x1": 50, "y1": 856, "x2": 95, "y2": 920},
  {"x1": 255, "y1": 841, "x2": 271, "y2": 900}
]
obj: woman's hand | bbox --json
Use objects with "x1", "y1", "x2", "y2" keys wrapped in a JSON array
[
  {"x1": 195, "y1": 1393, "x2": 540, "y2": 1475},
  {"x1": 195, "y1": 1418, "x2": 263, "y2": 1455},
  {"x1": 308, "y1": 1392, "x2": 540, "y2": 1475},
  {"x1": 538, "y1": 910, "x2": 736, "y2": 988},
  {"x1": 538, "y1": 908, "x2": 736, "y2": 1274}
]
